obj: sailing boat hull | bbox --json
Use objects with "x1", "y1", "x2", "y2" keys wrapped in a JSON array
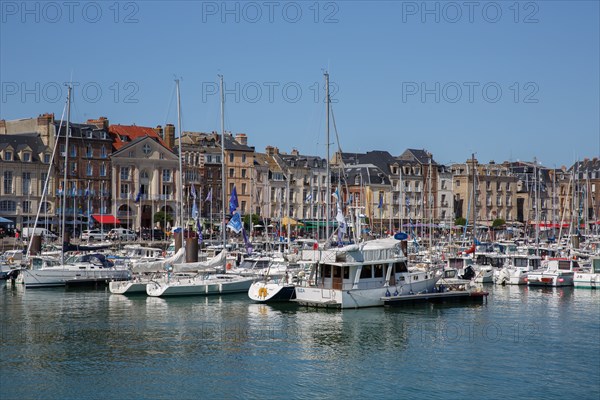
[{"x1": 248, "y1": 281, "x2": 296, "y2": 302}]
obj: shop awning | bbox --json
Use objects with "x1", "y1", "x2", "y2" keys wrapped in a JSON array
[
  {"x1": 0, "y1": 217, "x2": 13, "y2": 224},
  {"x1": 92, "y1": 214, "x2": 121, "y2": 224}
]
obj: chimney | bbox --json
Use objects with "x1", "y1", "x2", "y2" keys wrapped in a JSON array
[
  {"x1": 164, "y1": 124, "x2": 175, "y2": 149},
  {"x1": 153, "y1": 125, "x2": 164, "y2": 138},
  {"x1": 291, "y1": 148, "x2": 299, "y2": 156},
  {"x1": 274, "y1": 147, "x2": 279, "y2": 154},
  {"x1": 235, "y1": 133, "x2": 247, "y2": 146},
  {"x1": 0, "y1": 119, "x2": 5, "y2": 135},
  {"x1": 87, "y1": 117, "x2": 109, "y2": 130},
  {"x1": 36, "y1": 113, "x2": 55, "y2": 147},
  {"x1": 266, "y1": 146, "x2": 274, "y2": 156}
]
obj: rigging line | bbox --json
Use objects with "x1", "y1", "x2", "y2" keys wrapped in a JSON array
[{"x1": 163, "y1": 82, "x2": 177, "y2": 127}]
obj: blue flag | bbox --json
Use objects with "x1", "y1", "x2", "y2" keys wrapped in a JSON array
[
  {"x1": 191, "y1": 184, "x2": 197, "y2": 200},
  {"x1": 192, "y1": 201, "x2": 198, "y2": 219},
  {"x1": 205, "y1": 188, "x2": 212, "y2": 202},
  {"x1": 378, "y1": 193, "x2": 383, "y2": 209},
  {"x1": 229, "y1": 186, "x2": 239, "y2": 214},
  {"x1": 227, "y1": 213, "x2": 243, "y2": 233},
  {"x1": 241, "y1": 228, "x2": 253, "y2": 255},
  {"x1": 197, "y1": 219, "x2": 203, "y2": 244},
  {"x1": 134, "y1": 186, "x2": 142, "y2": 203}
]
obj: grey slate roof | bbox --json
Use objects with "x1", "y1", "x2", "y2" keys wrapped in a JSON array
[{"x1": 0, "y1": 133, "x2": 50, "y2": 161}]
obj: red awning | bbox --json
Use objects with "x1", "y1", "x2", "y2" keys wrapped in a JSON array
[{"x1": 92, "y1": 214, "x2": 121, "y2": 224}]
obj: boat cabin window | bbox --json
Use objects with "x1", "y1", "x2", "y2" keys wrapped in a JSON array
[
  {"x1": 374, "y1": 264, "x2": 384, "y2": 278},
  {"x1": 333, "y1": 266, "x2": 342, "y2": 278},
  {"x1": 530, "y1": 259, "x2": 540, "y2": 269},
  {"x1": 514, "y1": 258, "x2": 527, "y2": 268},
  {"x1": 448, "y1": 259, "x2": 463, "y2": 269},
  {"x1": 394, "y1": 262, "x2": 408, "y2": 273},
  {"x1": 593, "y1": 259, "x2": 600, "y2": 273},
  {"x1": 343, "y1": 268, "x2": 349, "y2": 279},
  {"x1": 323, "y1": 264, "x2": 331, "y2": 278},
  {"x1": 558, "y1": 260, "x2": 572, "y2": 270},
  {"x1": 360, "y1": 265, "x2": 372, "y2": 279}
]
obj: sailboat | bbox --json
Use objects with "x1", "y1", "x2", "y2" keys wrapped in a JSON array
[
  {"x1": 20, "y1": 86, "x2": 130, "y2": 288},
  {"x1": 142, "y1": 76, "x2": 255, "y2": 297}
]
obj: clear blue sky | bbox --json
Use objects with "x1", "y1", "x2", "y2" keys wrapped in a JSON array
[{"x1": 1, "y1": 1, "x2": 598, "y2": 168}]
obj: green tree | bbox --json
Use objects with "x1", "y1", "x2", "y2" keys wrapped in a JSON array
[
  {"x1": 492, "y1": 218, "x2": 506, "y2": 228},
  {"x1": 243, "y1": 214, "x2": 261, "y2": 230},
  {"x1": 153, "y1": 211, "x2": 173, "y2": 228},
  {"x1": 455, "y1": 217, "x2": 466, "y2": 226}
]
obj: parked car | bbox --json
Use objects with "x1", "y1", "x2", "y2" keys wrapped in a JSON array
[
  {"x1": 21, "y1": 227, "x2": 58, "y2": 241},
  {"x1": 141, "y1": 229, "x2": 165, "y2": 241},
  {"x1": 107, "y1": 228, "x2": 137, "y2": 241},
  {"x1": 81, "y1": 229, "x2": 108, "y2": 241}
]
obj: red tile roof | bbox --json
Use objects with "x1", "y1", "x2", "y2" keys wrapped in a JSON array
[{"x1": 109, "y1": 125, "x2": 169, "y2": 150}]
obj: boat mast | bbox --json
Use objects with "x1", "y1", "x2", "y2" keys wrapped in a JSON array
[
  {"x1": 534, "y1": 163, "x2": 540, "y2": 255},
  {"x1": 471, "y1": 153, "x2": 476, "y2": 244},
  {"x1": 60, "y1": 85, "x2": 71, "y2": 264},
  {"x1": 325, "y1": 72, "x2": 331, "y2": 243},
  {"x1": 219, "y1": 74, "x2": 226, "y2": 247},
  {"x1": 176, "y1": 79, "x2": 184, "y2": 231}
]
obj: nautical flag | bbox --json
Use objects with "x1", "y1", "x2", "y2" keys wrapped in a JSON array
[
  {"x1": 191, "y1": 184, "x2": 197, "y2": 200},
  {"x1": 134, "y1": 186, "x2": 142, "y2": 203},
  {"x1": 192, "y1": 201, "x2": 199, "y2": 219},
  {"x1": 205, "y1": 188, "x2": 212, "y2": 202},
  {"x1": 378, "y1": 193, "x2": 383, "y2": 209},
  {"x1": 227, "y1": 213, "x2": 243, "y2": 233},
  {"x1": 84, "y1": 183, "x2": 90, "y2": 198},
  {"x1": 241, "y1": 228, "x2": 253, "y2": 255},
  {"x1": 197, "y1": 219, "x2": 203, "y2": 244},
  {"x1": 305, "y1": 193, "x2": 312, "y2": 203},
  {"x1": 229, "y1": 186, "x2": 239, "y2": 214}
]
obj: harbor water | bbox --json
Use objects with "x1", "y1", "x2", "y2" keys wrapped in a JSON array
[{"x1": 1, "y1": 283, "x2": 599, "y2": 399}]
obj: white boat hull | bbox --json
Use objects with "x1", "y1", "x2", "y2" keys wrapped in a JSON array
[
  {"x1": 146, "y1": 274, "x2": 254, "y2": 297},
  {"x1": 248, "y1": 280, "x2": 296, "y2": 302},
  {"x1": 109, "y1": 279, "x2": 149, "y2": 294},
  {"x1": 573, "y1": 272, "x2": 600, "y2": 289},
  {"x1": 22, "y1": 268, "x2": 130, "y2": 288},
  {"x1": 527, "y1": 272, "x2": 574, "y2": 287},
  {"x1": 294, "y1": 277, "x2": 438, "y2": 309},
  {"x1": 494, "y1": 268, "x2": 528, "y2": 285}
]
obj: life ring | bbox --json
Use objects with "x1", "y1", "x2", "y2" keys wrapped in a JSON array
[
  {"x1": 258, "y1": 287, "x2": 268, "y2": 298},
  {"x1": 226, "y1": 262, "x2": 232, "y2": 270},
  {"x1": 7, "y1": 257, "x2": 14, "y2": 264}
]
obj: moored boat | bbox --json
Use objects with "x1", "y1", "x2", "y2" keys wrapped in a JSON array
[
  {"x1": 293, "y1": 238, "x2": 441, "y2": 309},
  {"x1": 527, "y1": 258, "x2": 577, "y2": 287}
]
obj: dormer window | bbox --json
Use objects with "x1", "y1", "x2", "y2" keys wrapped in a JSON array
[
  {"x1": 23, "y1": 152, "x2": 31, "y2": 162},
  {"x1": 44, "y1": 153, "x2": 51, "y2": 163},
  {"x1": 4, "y1": 151, "x2": 12, "y2": 161},
  {"x1": 87, "y1": 130, "x2": 93, "y2": 138}
]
